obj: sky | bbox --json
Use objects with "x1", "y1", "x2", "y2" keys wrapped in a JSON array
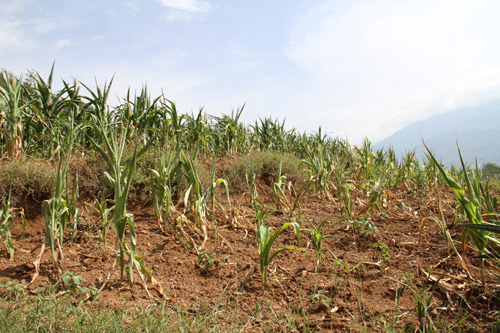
[{"x1": 2, "y1": 0, "x2": 500, "y2": 144}]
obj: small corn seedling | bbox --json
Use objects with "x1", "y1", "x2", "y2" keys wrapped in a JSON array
[
  {"x1": 272, "y1": 159, "x2": 290, "y2": 213},
  {"x1": 0, "y1": 193, "x2": 26, "y2": 260},
  {"x1": 253, "y1": 201, "x2": 304, "y2": 287},
  {"x1": 305, "y1": 216, "x2": 345, "y2": 273},
  {"x1": 245, "y1": 171, "x2": 259, "y2": 203},
  {"x1": 94, "y1": 197, "x2": 114, "y2": 253},
  {"x1": 207, "y1": 159, "x2": 231, "y2": 228}
]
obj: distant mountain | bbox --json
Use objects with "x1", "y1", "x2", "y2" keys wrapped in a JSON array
[{"x1": 374, "y1": 101, "x2": 500, "y2": 167}]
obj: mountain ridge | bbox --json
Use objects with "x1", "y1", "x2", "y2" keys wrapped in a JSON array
[{"x1": 374, "y1": 101, "x2": 500, "y2": 167}]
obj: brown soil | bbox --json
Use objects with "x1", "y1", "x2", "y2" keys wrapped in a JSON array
[{"x1": 0, "y1": 170, "x2": 499, "y2": 331}]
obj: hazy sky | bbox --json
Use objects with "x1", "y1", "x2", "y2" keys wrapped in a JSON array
[{"x1": 2, "y1": 0, "x2": 500, "y2": 143}]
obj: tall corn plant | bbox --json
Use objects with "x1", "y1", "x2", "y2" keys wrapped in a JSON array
[
  {"x1": 0, "y1": 71, "x2": 28, "y2": 158},
  {"x1": 115, "y1": 86, "x2": 163, "y2": 139},
  {"x1": 84, "y1": 81, "x2": 154, "y2": 284},
  {"x1": 161, "y1": 98, "x2": 185, "y2": 148},
  {"x1": 28, "y1": 64, "x2": 71, "y2": 156},
  {"x1": 42, "y1": 147, "x2": 72, "y2": 271},
  {"x1": 41, "y1": 119, "x2": 75, "y2": 271},
  {"x1": 184, "y1": 109, "x2": 211, "y2": 151},
  {"x1": 211, "y1": 106, "x2": 248, "y2": 155},
  {"x1": 251, "y1": 117, "x2": 291, "y2": 152}
]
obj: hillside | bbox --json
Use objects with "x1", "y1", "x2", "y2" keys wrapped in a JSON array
[{"x1": 375, "y1": 101, "x2": 500, "y2": 166}]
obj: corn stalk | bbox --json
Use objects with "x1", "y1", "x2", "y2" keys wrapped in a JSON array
[
  {"x1": 0, "y1": 71, "x2": 27, "y2": 158},
  {"x1": 424, "y1": 142, "x2": 500, "y2": 264},
  {"x1": 84, "y1": 80, "x2": 154, "y2": 284}
]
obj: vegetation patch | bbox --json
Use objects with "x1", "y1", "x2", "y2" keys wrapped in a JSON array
[{"x1": 223, "y1": 151, "x2": 305, "y2": 193}]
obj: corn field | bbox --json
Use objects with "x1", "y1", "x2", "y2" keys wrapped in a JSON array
[{"x1": 0, "y1": 67, "x2": 499, "y2": 331}]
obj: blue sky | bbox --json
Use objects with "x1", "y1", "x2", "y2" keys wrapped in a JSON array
[{"x1": 2, "y1": 0, "x2": 500, "y2": 144}]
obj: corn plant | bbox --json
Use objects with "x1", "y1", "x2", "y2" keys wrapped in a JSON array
[
  {"x1": 242, "y1": 173, "x2": 256, "y2": 205},
  {"x1": 424, "y1": 143, "x2": 500, "y2": 285},
  {"x1": 305, "y1": 216, "x2": 344, "y2": 273},
  {"x1": 161, "y1": 99, "x2": 185, "y2": 148},
  {"x1": 42, "y1": 147, "x2": 72, "y2": 271},
  {"x1": 184, "y1": 109, "x2": 211, "y2": 151},
  {"x1": 461, "y1": 221, "x2": 500, "y2": 258},
  {"x1": 0, "y1": 71, "x2": 28, "y2": 158},
  {"x1": 0, "y1": 193, "x2": 26, "y2": 260},
  {"x1": 334, "y1": 168, "x2": 354, "y2": 219},
  {"x1": 28, "y1": 64, "x2": 73, "y2": 157},
  {"x1": 94, "y1": 197, "x2": 114, "y2": 253},
  {"x1": 272, "y1": 159, "x2": 290, "y2": 212},
  {"x1": 207, "y1": 159, "x2": 231, "y2": 226},
  {"x1": 301, "y1": 144, "x2": 335, "y2": 200},
  {"x1": 251, "y1": 116, "x2": 291, "y2": 152},
  {"x1": 150, "y1": 148, "x2": 179, "y2": 232},
  {"x1": 37, "y1": 112, "x2": 79, "y2": 273},
  {"x1": 84, "y1": 81, "x2": 154, "y2": 284},
  {"x1": 424, "y1": 142, "x2": 500, "y2": 266},
  {"x1": 210, "y1": 105, "x2": 248, "y2": 155},
  {"x1": 179, "y1": 151, "x2": 230, "y2": 250},
  {"x1": 358, "y1": 173, "x2": 387, "y2": 216},
  {"x1": 116, "y1": 86, "x2": 163, "y2": 139},
  {"x1": 479, "y1": 177, "x2": 500, "y2": 219},
  {"x1": 354, "y1": 138, "x2": 374, "y2": 181},
  {"x1": 253, "y1": 201, "x2": 304, "y2": 287}
]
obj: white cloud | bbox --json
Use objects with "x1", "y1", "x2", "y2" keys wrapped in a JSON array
[
  {"x1": 158, "y1": 0, "x2": 212, "y2": 21},
  {"x1": 165, "y1": 10, "x2": 194, "y2": 22},
  {"x1": 91, "y1": 35, "x2": 104, "y2": 41},
  {"x1": 32, "y1": 18, "x2": 58, "y2": 34},
  {"x1": 0, "y1": 19, "x2": 37, "y2": 52},
  {"x1": 56, "y1": 39, "x2": 72, "y2": 49},
  {"x1": 125, "y1": 3, "x2": 139, "y2": 11},
  {"x1": 227, "y1": 46, "x2": 259, "y2": 72},
  {"x1": 158, "y1": 0, "x2": 212, "y2": 13},
  {"x1": 0, "y1": 1, "x2": 37, "y2": 52},
  {"x1": 285, "y1": 0, "x2": 500, "y2": 142}
]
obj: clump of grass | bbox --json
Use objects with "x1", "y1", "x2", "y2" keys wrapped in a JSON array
[
  {"x1": 223, "y1": 151, "x2": 305, "y2": 193},
  {"x1": 0, "y1": 159, "x2": 54, "y2": 217},
  {"x1": 0, "y1": 288, "x2": 258, "y2": 332},
  {"x1": 69, "y1": 154, "x2": 110, "y2": 200}
]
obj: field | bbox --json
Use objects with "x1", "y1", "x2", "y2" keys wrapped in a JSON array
[{"x1": 0, "y1": 69, "x2": 499, "y2": 331}]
